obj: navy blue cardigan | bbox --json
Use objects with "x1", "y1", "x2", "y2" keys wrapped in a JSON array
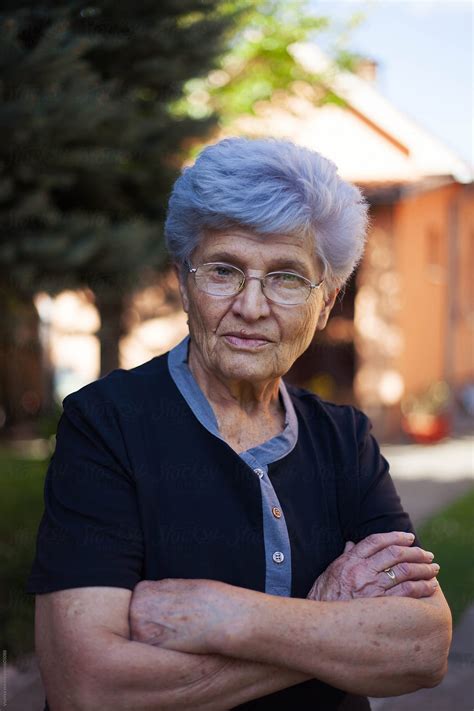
[{"x1": 27, "y1": 350, "x2": 417, "y2": 710}]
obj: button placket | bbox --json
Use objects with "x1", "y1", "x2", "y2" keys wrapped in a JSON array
[{"x1": 252, "y1": 461, "x2": 291, "y2": 595}]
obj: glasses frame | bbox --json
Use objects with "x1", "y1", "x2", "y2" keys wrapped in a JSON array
[{"x1": 186, "y1": 261, "x2": 325, "y2": 306}]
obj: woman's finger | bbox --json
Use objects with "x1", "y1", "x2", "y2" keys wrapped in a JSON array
[
  {"x1": 384, "y1": 578, "x2": 439, "y2": 598},
  {"x1": 380, "y1": 562, "x2": 440, "y2": 590},
  {"x1": 350, "y1": 531, "x2": 415, "y2": 559},
  {"x1": 371, "y1": 545, "x2": 435, "y2": 572}
]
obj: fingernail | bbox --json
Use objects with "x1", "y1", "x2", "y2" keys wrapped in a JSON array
[
  {"x1": 433, "y1": 563, "x2": 440, "y2": 572},
  {"x1": 426, "y1": 551, "x2": 435, "y2": 560},
  {"x1": 432, "y1": 579, "x2": 438, "y2": 587},
  {"x1": 406, "y1": 533, "x2": 415, "y2": 541}
]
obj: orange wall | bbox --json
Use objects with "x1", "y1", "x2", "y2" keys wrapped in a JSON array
[
  {"x1": 455, "y1": 191, "x2": 474, "y2": 382},
  {"x1": 393, "y1": 182, "x2": 473, "y2": 395}
]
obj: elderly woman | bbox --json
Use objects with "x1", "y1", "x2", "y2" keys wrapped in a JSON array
[{"x1": 28, "y1": 137, "x2": 451, "y2": 711}]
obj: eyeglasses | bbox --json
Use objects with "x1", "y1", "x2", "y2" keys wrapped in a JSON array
[{"x1": 187, "y1": 262, "x2": 324, "y2": 306}]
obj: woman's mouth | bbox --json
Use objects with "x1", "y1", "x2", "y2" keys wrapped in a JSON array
[{"x1": 223, "y1": 334, "x2": 271, "y2": 350}]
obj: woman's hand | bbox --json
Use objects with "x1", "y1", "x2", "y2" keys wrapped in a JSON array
[
  {"x1": 307, "y1": 531, "x2": 440, "y2": 602},
  {"x1": 129, "y1": 577, "x2": 249, "y2": 655}
]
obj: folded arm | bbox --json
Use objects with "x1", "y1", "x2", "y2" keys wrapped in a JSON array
[
  {"x1": 220, "y1": 584, "x2": 452, "y2": 697},
  {"x1": 36, "y1": 532, "x2": 451, "y2": 708},
  {"x1": 134, "y1": 579, "x2": 451, "y2": 699},
  {"x1": 130, "y1": 532, "x2": 452, "y2": 699},
  {"x1": 35, "y1": 587, "x2": 311, "y2": 711}
]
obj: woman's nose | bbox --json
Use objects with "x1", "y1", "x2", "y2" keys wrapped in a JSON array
[{"x1": 230, "y1": 276, "x2": 271, "y2": 320}]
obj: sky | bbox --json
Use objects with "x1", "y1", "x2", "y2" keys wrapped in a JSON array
[{"x1": 311, "y1": 0, "x2": 473, "y2": 166}]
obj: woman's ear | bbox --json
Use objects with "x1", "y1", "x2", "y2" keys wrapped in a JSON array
[
  {"x1": 316, "y1": 288, "x2": 339, "y2": 330},
  {"x1": 174, "y1": 263, "x2": 190, "y2": 313}
]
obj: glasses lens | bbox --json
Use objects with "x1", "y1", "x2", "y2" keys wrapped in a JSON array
[
  {"x1": 194, "y1": 263, "x2": 243, "y2": 295},
  {"x1": 264, "y1": 273, "x2": 310, "y2": 305}
]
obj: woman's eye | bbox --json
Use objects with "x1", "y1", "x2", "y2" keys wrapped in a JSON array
[
  {"x1": 209, "y1": 265, "x2": 234, "y2": 278},
  {"x1": 272, "y1": 272, "x2": 299, "y2": 283}
]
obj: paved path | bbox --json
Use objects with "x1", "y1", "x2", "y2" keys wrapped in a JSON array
[
  {"x1": 4, "y1": 654, "x2": 43, "y2": 711},
  {"x1": 381, "y1": 436, "x2": 473, "y2": 526},
  {"x1": 381, "y1": 436, "x2": 473, "y2": 525},
  {"x1": 5, "y1": 437, "x2": 473, "y2": 710}
]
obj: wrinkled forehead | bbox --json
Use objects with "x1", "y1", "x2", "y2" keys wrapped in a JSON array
[{"x1": 191, "y1": 227, "x2": 321, "y2": 272}]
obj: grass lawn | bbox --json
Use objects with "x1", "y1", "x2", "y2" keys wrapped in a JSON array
[
  {"x1": 1, "y1": 446, "x2": 473, "y2": 659},
  {"x1": 0, "y1": 448, "x2": 48, "y2": 659},
  {"x1": 418, "y1": 486, "x2": 474, "y2": 625}
]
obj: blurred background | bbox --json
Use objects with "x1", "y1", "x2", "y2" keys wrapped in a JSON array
[{"x1": 1, "y1": 1, "x2": 473, "y2": 709}]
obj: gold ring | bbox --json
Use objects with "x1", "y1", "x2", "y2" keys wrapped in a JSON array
[{"x1": 383, "y1": 567, "x2": 396, "y2": 581}]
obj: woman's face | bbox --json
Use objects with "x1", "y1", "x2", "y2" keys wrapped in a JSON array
[{"x1": 177, "y1": 228, "x2": 338, "y2": 386}]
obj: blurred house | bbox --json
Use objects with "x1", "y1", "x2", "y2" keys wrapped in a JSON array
[
  {"x1": 33, "y1": 279, "x2": 189, "y2": 409},
  {"x1": 35, "y1": 45, "x2": 473, "y2": 439},
  {"x1": 216, "y1": 44, "x2": 473, "y2": 437}
]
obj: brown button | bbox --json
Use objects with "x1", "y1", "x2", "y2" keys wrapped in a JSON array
[{"x1": 272, "y1": 507, "x2": 282, "y2": 519}]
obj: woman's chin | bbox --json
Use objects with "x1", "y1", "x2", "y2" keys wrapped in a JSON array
[{"x1": 215, "y1": 355, "x2": 279, "y2": 384}]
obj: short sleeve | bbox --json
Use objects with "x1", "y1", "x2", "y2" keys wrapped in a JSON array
[
  {"x1": 350, "y1": 411, "x2": 421, "y2": 547},
  {"x1": 26, "y1": 386, "x2": 144, "y2": 594}
]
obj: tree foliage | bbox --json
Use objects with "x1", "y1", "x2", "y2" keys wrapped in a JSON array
[
  {"x1": 172, "y1": 0, "x2": 361, "y2": 131},
  {"x1": 0, "y1": 1, "x2": 243, "y2": 299},
  {"x1": 0, "y1": 0, "x2": 361, "y2": 419},
  {"x1": 0, "y1": 0, "x2": 243, "y2": 413}
]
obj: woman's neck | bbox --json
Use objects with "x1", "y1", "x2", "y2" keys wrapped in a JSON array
[{"x1": 187, "y1": 341, "x2": 282, "y2": 419}]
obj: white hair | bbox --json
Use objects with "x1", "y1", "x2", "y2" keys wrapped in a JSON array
[{"x1": 164, "y1": 136, "x2": 370, "y2": 291}]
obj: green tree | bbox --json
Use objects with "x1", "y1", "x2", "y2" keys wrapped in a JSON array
[
  {"x1": 0, "y1": 1, "x2": 242, "y2": 425},
  {"x1": 172, "y1": 0, "x2": 363, "y2": 131},
  {"x1": 0, "y1": 0, "x2": 361, "y2": 428}
]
